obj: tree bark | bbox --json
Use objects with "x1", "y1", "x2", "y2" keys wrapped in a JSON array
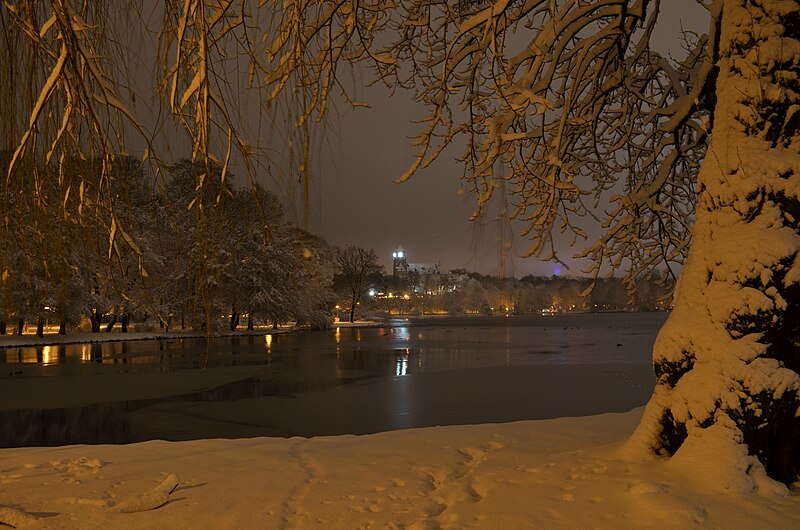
[
  {"x1": 121, "y1": 312, "x2": 129, "y2": 333},
  {"x1": 230, "y1": 305, "x2": 238, "y2": 331},
  {"x1": 91, "y1": 309, "x2": 101, "y2": 332},
  {"x1": 349, "y1": 289, "x2": 359, "y2": 323},
  {"x1": 36, "y1": 316, "x2": 43, "y2": 338},
  {"x1": 0, "y1": 321, "x2": 5, "y2": 335},
  {"x1": 58, "y1": 319, "x2": 66, "y2": 335},
  {"x1": 247, "y1": 313, "x2": 253, "y2": 331},
  {"x1": 16, "y1": 318, "x2": 23, "y2": 336},
  {"x1": 104, "y1": 314, "x2": 117, "y2": 332},
  {"x1": 629, "y1": 0, "x2": 800, "y2": 485}
]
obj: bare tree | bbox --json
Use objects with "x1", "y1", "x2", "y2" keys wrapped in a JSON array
[{"x1": 335, "y1": 246, "x2": 383, "y2": 323}]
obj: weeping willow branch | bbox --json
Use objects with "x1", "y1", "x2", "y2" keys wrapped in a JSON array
[
  {"x1": 1, "y1": 0, "x2": 153, "y2": 279},
  {"x1": 256, "y1": 0, "x2": 708, "y2": 291}
]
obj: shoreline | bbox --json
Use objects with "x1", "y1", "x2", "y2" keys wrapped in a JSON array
[
  {"x1": 0, "y1": 311, "x2": 665, "y2": 348},
  {"x1": 0, "y1": 319, "x2": 386, "y2": 349}
]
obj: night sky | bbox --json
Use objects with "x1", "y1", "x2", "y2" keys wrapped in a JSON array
[{"x1": 303, "y1": 1, "x2": 710, "y2": 277}]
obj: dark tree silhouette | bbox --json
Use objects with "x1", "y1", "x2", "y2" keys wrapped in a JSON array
[{"x1": 335, "y1": 246, "x2": 383, "y2": 323}]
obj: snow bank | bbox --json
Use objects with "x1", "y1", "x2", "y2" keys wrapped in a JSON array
[
  {"x1": 1, "y1": 408, "x2": 797, "y2": 529},
  {"x1": 0, "y1": 329, "x2": 292, "y2": 349},
  {"x1": 0, "y1": 320, "x2": 380, "y2": 349}
]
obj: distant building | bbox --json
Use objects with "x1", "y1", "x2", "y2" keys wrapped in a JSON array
[
  {"x1": 408, "y1": 263, "x2": 440, "y2": 275},
  {"x1": 392, "y1": 246, "x2": 440, "y2": 277},
  {"x1": 390, "y1": 245, "x2": 468, "y2": 297},
  {"x1": 392, "y1": 246, "x2": 409, "y2": 276}
]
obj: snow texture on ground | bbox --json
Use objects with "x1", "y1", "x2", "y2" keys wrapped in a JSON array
[{"x1": 1, "y1": 408, "x2": 798, "y2": 529}]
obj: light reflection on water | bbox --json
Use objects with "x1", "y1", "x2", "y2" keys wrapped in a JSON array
[
  {"x1": 1, "y1": 313, "x2": 667, "y2": 376},
  {"x1": 41, "y1": 346, "x2": 54, "y2": 365},
  {"x1": 81, "y1": 344, "x2": 91, "y2": 362},
  {"x1": 0, "y1": 313, "x2": 667, "y2": 447},
  {"x1": 394, "y1": 326, "x2": 410, "y2": 341},
  {"x1": 395, "y1": 349, "x2": 410, "y2": 376}
]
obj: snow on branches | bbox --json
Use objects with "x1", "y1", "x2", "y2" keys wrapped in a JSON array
[{"x1": 259, "y1": 1, "x2": 711, "y2": 289}]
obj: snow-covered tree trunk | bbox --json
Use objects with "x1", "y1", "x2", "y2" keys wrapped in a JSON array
[{"x1": 629, "y1": 0, "x2": 800, "y2": 485}]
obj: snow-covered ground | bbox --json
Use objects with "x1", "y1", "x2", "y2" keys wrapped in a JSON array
[
  {"x1": 2, "y1": 408, "x2": 799, "y2": 529},
  {"x1": 2, "y1": 319, "x2": 798, "y2": 528}
]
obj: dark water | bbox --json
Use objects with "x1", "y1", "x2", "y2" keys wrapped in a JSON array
[{"x1": 0, "y1": 313, "x2": 667, "y2": 446}]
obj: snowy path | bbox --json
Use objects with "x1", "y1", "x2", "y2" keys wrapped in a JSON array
[{"x1": 1, "y1": 409, "x2": 798, "y2": 529}]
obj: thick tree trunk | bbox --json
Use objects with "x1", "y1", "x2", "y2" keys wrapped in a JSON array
[
  {"x1": 629, "y1": 0, "x2": 800, "y2": 486},
  {"x1": 104, "y1": 314, "x2": 117, "y2": 332},
  {"x1": 121, "y1": 312, "x2": 129, "y2": 333},
  {"x1": 58, "y1": 319, "x2": 66, "y2": 335},
  {"x1": 0, "y1": 321, "x2": 5, "y2": 335},
  {"x1": 272, "y1": 318, "x2": 279, "y2": 330},
  {"x1": 230, "y1": 305, "x2": 238, "y2": 331},
  {"x1": 91, "y1": 309, "x2": 101, "y2": 333},
  {"x1": 247, "y1": 313, "x2": 253, "y2": 331},
  {"x1": 36, "y1": 316, "x2": 43, "y2": 338},
  {"x1": 17, "y1": 318, "x2": 23, "y2": 336},
  {"x1": 349, "y1": 290, "x2": 358, "y2": 323}
]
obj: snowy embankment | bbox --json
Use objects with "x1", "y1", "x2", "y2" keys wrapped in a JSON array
[
  {"x1": 0, "y1": 320, "x2": 381, "y2": 349},
  {"x1": 0, "y1": 330, "x2": 280, "y2": 349},
  {"x1": 1, "y1": 409, "x2": 799, "y2": 529}
]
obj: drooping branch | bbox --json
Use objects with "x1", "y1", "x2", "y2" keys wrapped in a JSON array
[{"x1": 257, "y1": 0, "x2": 712, "y2": 290}]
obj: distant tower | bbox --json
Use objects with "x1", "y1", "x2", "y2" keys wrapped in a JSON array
[{"x1": 392, "y1": 246, "x2": 408, "y2": 276}]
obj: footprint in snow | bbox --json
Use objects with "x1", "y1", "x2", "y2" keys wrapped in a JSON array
[{"x1": 114, "y1": 473, "x2": 180, "y2": 513}]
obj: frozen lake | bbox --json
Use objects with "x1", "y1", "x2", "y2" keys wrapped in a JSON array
[{"x1": 0, "y1": 312, "x2": 667, "y2": 446}]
